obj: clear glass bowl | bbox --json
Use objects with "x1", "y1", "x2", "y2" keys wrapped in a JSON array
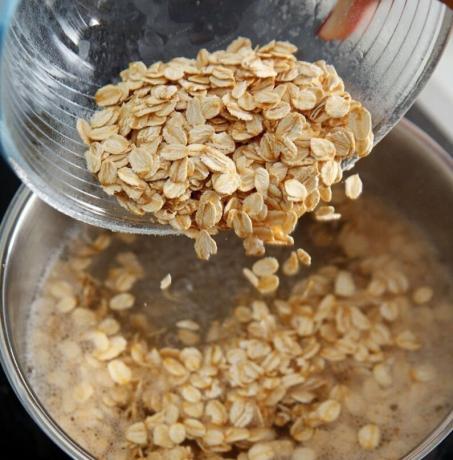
[{"x1": 0, "y1": 0, "x2": 452, "y2": 233}]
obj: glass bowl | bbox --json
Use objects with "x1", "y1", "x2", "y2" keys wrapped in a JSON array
[{"x1": 0, "y1": 0, "x2": 452, "y2": 233}]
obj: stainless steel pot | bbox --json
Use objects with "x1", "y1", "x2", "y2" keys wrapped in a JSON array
[{"x1": 0, "y1": 119, "x2": 452, "y2": 459}]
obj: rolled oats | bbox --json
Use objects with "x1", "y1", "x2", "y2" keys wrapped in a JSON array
[
  {"x1": 317, "y1": 399, "x2": 341, "y2": 423},
  {"x1": 344, "y1": 174, "x2": 363, "y2": 200},
  {"x1": 181, "y1": 385, "x2": 202, "y2": 403},
  {"x1": 315, "y1": 205, "x2": 341, "y2": 222},
  {"x1": 395, "y1": 330, "x2": 422, "y2": 351},
  {"x1": 176, "y1": 320, "x2": 200, "y2": 331},
  {"x1": 56, "y1": 296, "x2": 77, "y2": 313},
  {"x1": 373, "y1": 363, "x2": 393, "y2": 387},
  {"x1": 243, "y1": 268, "x2": 259, "y2": 288},
  {"x1": 108, "y1": 359, "x2": 132, "y2": 385},
  {"x1": 410, "y1": 365, "x2": 436, "y2": 382},
  {"x1": 183, "y1": 418, "x2": 206, "y2": 438},
  {"x1": 194, "y1": 230, "x2": 218, "y2": 261},
  {"x1": 296, "y1": 248, "x2": 311, "y2": 266},
  {"x1": 125, "y1": 422, "x2": 148, "y2": 445},
  {"x1": 31, "y1": 175, "x2": 452, "y2": 460},
  {"x1": 257, "y1": 274, "x2": 280, "y2": 295},
  {"x1": 413, "y1": 286, "x2": 433, "y2": 304},
  {"x1": 78, "y1": 38, "x2": 373, "y2": 259},
  {"x1": 283, "y1": 251, "x2": 300, "y2": 276},
  {"x1": 284, "y1": 179, "x2": 308, "y2": 202},
  {"x1": 160, "y1": 273, "x2": 172, "y2": 290},
  {"x1": 248, "y1": 442, "x2": 275, "y2": 460},
  {"x1": 252, "y1": 257, "x2": 279, "y2": 277},
  {"x1": 379, "y1": 300, "x2": 400, "y2": 322},
  {"x1": 110, "y1": 292, "x2": 135, "y2": 310},
  {"x1": 357, "y1": 424, "x2": 380, "y2": 450},
  {"x1": 168, "y1": 423, "x2": 186, "y2": 444},
  {"x1": 153, "y1": 424, "x2": 173, "y2": 448},
  {"x1": 73, "y1": 382, "x2": 94, "y2": 403}
]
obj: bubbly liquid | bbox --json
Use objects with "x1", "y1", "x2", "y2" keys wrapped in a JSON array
[{"x1": 26, "y1": 196, "x2": 453, "y2": 460}]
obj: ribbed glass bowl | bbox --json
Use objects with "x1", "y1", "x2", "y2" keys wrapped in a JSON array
[{"x1": 0, "y1": 0, "x2": 452, "y2": 233}]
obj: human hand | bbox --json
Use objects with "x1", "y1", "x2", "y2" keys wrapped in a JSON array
[{"x1": 319, "y1": 0, "x2": 452, "y2": 41}]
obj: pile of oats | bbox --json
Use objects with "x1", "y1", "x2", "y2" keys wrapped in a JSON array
[
  {"x1": 77, "y1": 37, "x2": 372, "y2": 259},
  {"x1": 27, "y1": 197, "x2": 453, "y2": 460}
]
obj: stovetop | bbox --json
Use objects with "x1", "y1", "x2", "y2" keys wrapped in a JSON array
[{"x1": 0, "y1": 106, "x2": 451, "y2": 459}]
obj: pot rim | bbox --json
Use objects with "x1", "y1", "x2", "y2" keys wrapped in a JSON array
[
  {"x1": 0, "y1": 118, "x2": 452, "y2": 460},
  {"x1": 0, "y1": 190, "x2": 94, "y2": 460}
]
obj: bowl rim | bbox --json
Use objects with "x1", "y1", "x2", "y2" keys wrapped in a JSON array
[{"x1": 0, "y1": 118, "x2": 452, "y2": 459}]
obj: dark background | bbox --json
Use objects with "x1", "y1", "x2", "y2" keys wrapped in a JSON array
[{"x1": 0, "y1": 106, "x2": 451, "y2": 458}]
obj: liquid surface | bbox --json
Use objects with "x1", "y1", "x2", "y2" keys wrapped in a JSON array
[{"x1": 26, "y1": 194, "x2": 453, "y2": 460}]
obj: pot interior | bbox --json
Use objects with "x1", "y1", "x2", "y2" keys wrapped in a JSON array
[{"x1": 1, "y1": 120, "x2": 453, "y2": 459}]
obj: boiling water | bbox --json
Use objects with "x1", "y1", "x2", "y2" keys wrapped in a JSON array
[{"x1": 25, "y1": 195, "x2": 453, "y2": 460}]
